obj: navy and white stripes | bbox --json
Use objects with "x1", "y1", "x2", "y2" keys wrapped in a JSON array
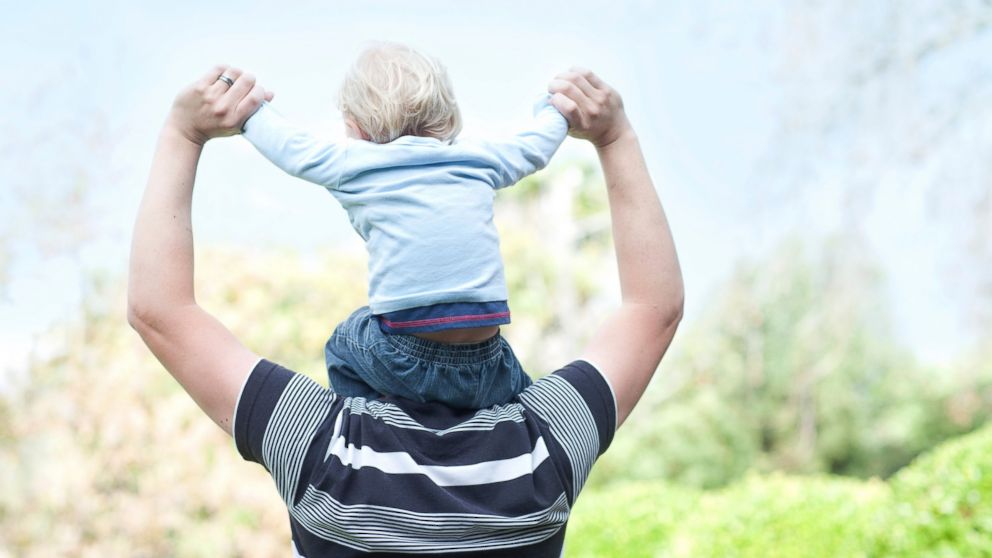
[
  {"x1": 237, "y1": 359, "x2": 615, "y2": 557},
  {"x1": 261, "y1": 374, "x2": 333, "y2": 505},
  {"x1": 517, "y1": 374, "x2": 601, "y2": 502}
]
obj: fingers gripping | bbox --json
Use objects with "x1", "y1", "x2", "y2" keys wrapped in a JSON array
[
  {"x1": 569, "y1": 66, "x2": 606, "y2": 89},
  {"x1": 211, "y1": 68, "x2": 255, "y2": 130},
  {"x1": 235, "y1": 82, "x2": 267, "y2": 124},
  {"x1": 559, "y1": 69, "x2": 600, "y2": 101},
  {"x1": 548, "y1": 67, "x2": 626, "y2": 146},
  {"x1": 550, "y1": 92, "x2": 579, "y2": 118},
  {"x1": 549, "y1": 92, "x2": 583, "y2": 129},
  {"x1": 209, "y1": 67, "x2": 243, "y2": 98},
  {"x1": 224, "y1": 72, "x2": 255, "y2": 104},
  {"x1": 549, "y1": 77, "x2": 595, "y2": 129}
]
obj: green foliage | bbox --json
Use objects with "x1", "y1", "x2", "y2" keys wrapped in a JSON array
[
  {"x1": 565, "y1": 481, "x2": 699, "y2": 558},
  {"x1": 668, "y1": 474, "x2": 888, "y2": 558},
  {"x1": 569, "y1": 423, "x2": 992, "y2": 557},
  {"x1": 592, "y1": 240, "x2": 992, "y2": 490},
  {"x1": 879, "y1": 425, "x2": 992, "y2": 557},
  {"x1": 0, "y1": 250, "x2": 369, "y2": 555}
]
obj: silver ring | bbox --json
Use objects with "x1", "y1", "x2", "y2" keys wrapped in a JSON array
[{"x1": 216, "y1": 75, "x2": 235, "y2": 87}]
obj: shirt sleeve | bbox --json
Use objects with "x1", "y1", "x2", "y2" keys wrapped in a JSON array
[
  {"x1": 241, "y1": 102, "x2": 346, "y2": 189},
  {"x1": 482, "y1": 95, "x2": 568, "y2": 189},
  {"x1": 516, "y1": 360, "x2": 617, "y2": 502},
  {"x1": 234, "y1": 359, "x2": 336, "y2": 506}
]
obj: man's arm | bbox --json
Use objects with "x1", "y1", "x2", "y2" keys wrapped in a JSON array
[
  {"x1": 549, "y1": 69, "x2": 684, "y2": 428},
  {"x1": 242, "y1": 102, "x2": 345, "y2": 188},
  {"x1": 485, "y1": 96, "x2": 569, "y2": 188},
  {"x1": 128, "y1": 66, "x2": 271, "y2": 434}
]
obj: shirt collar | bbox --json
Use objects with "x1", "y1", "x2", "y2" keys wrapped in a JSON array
[{"x1": 388, "y1": 135, "x2": 447, "y2": 146}]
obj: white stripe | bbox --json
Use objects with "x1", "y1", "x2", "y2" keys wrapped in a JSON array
[
  {"x1": 518, "y1": 375, "x2": 599, "y2": 501},
  {"x1": 325, "y1": 434, "x2": 550, "y2": 487},
  {"x1": 343, "y1": 397, "x2": 527, "y2": 434},
  {"x1": 292, "y1": 488, "x2": 569, "y2": 553},
  {"x1": 262, "y1": 375, "x2": 331, "y2": 505}
]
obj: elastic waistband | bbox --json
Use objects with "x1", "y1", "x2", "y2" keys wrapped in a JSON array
[
  {"x1": 384, "y1": 331, "x2": 504, "y2": 365},
  {"x1": 378, "y1": 301, "x2": 511, "y2": 334}
]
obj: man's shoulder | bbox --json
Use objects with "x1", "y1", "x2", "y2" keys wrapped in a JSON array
[
  {"x1": 518, "y1": 360, "x2": 617, "y2": 453},
  {"x1": 233, "y1": 360, "x2": 336, "y2": 466}
]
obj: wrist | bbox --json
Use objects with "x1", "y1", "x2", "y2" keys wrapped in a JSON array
[
  {"x1": 163, "y1": 112, "x2": 209, "y2": 148},
  {"x1": 157, "y1": 123, "x2": 206, "y2": 171},
  {"x1": 594, "y1": 122, "x2": 637, "y2": 152}
]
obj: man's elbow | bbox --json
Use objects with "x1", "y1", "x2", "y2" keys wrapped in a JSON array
[
  {"x1": 127, "y1": 296, "x2": 171, "y2": 338},
  {"x1": 658, "y1": 291, "x2": 685, "y2": 331},
  {"x1": 649, "y1": 286, "x2": 685, "y2": 334},
  {"x1": 126, "y1": 298, "x2": 153, "y2": 334},
  {"x1": 626, "y1": 289, "x2": 684, "y2": 340}
]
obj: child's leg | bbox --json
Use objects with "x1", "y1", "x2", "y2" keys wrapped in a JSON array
[
  {"x1": 457, "y1": 334, "x2": 532, "y2": 408},
  {"x1": 327, "y1": 306, "x2": 470, "y2": 401},
  {"x1": 325, "y1": 306, "x2": 531, "y2": 408},
  {"x1": 324, "y1": 306, "x2": 388, "y2": 399}
]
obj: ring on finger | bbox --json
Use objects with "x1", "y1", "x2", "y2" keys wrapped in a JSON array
[{"x1": 216, "y1": 75, "x2": 235, "y2": 87}]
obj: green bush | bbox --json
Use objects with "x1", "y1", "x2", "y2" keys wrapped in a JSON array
[
  {"x1": 566, "y1": 474, "x2": 887, "y2": 558},
  {"x1": 564, "y1": 481, "x2": 699, "y2": 557},
  {"x1": 669, "y1": 474, "x2": 888, "y2": 558},
  {"x1": 879, "y1": 425, "x2": 992, "y2": 557},
  {"x1": 569, "y1": 424, "x2": 992, "y2": 557}
]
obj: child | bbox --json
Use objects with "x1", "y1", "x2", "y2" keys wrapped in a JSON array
[{"x1": 242, "y1": 42, "x2": 567, "y2": 409}]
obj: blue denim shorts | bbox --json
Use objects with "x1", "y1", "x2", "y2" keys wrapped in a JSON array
[{"x1": 324, "y1": 306, "x2": 532, "y2": 409}]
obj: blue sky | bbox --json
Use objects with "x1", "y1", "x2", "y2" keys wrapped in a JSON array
[{"x1": 1, "y1": 0, "x2": 986, "y2": 376}]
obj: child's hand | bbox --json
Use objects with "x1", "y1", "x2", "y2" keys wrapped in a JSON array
[
  {"x1": 548, "y1": 68, "x2": 632, "y2": 149},
  {"x1": 167, "y1": 65, "x2": 275, "y2": 146}
]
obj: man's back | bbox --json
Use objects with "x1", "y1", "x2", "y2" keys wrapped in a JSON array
[{"x1": 235, "y1": 359, "x2": 616, "y2": 557}]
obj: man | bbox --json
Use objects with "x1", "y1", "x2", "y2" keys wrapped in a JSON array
[{"x1": 128, "y1": 65, "x2": 683, "y2": 556}]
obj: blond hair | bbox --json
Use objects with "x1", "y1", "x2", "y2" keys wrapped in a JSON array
[{"x1": 338, "y1": 42, "x2": 462, "y2": 144}]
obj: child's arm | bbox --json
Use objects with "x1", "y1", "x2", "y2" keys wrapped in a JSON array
[
  {"x1": 241, "y1": 103, "x2": 344, "y2": 189},
  {"x1": 484, "y1": 96, "x2": 569, "y2": 188}
]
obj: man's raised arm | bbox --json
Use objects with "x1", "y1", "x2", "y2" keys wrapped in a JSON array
[
  {"x1": 549, "y1": 69, "x2": 684, "y2": 427},
  {"x1": 127, "y1": 66, "x2": 271, "y2": 433}
]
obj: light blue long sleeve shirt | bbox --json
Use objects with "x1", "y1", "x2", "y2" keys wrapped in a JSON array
[{"x1": 242, "y1": 98, "x2": 568, "y2": 315}]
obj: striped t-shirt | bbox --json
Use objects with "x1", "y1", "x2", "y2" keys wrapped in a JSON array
[{"x1": 234, "y1": 359, "x2": 616, "y2": 557}]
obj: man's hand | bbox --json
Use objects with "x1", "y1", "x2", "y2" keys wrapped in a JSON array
[
  {"x1": 548, "y1": 68, "x2": 633, "y2": 148},
  {"x1": 166, "y1": 65, "x2": 274, "y2": 146}
]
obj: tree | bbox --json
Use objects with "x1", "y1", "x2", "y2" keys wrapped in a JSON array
[
  {"x1": 758, "y1": 0, "x2": 992, "y2": 328},
  {"x1": 591, "y1": 239, "x2": 992, "y2": 489}
]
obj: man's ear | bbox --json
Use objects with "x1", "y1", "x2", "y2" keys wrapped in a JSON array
[{"x1": 345, "y1": 118, "x2": 370, "y2": 141}]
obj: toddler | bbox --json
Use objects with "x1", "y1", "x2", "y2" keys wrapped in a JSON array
[{"x1": 242, "y1": 42, "x2": 567, "y2": 408}]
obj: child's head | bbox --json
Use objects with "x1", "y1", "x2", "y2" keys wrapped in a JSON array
[{"x1": 339, "y1": 42, "x2": 462, "y2": 144}]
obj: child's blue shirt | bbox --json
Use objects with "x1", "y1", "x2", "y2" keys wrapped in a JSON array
[{"x1": 242, "y1": 98, "x2": 567, "y2": 321}]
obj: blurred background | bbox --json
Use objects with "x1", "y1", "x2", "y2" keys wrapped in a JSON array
[{"x1": 2, "y1": 0, "x2": 991, "y2": 556}]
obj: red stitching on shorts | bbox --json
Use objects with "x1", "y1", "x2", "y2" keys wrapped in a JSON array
[{"x1": 380, "y1": 311, "x2": 510, "y2": 328}]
